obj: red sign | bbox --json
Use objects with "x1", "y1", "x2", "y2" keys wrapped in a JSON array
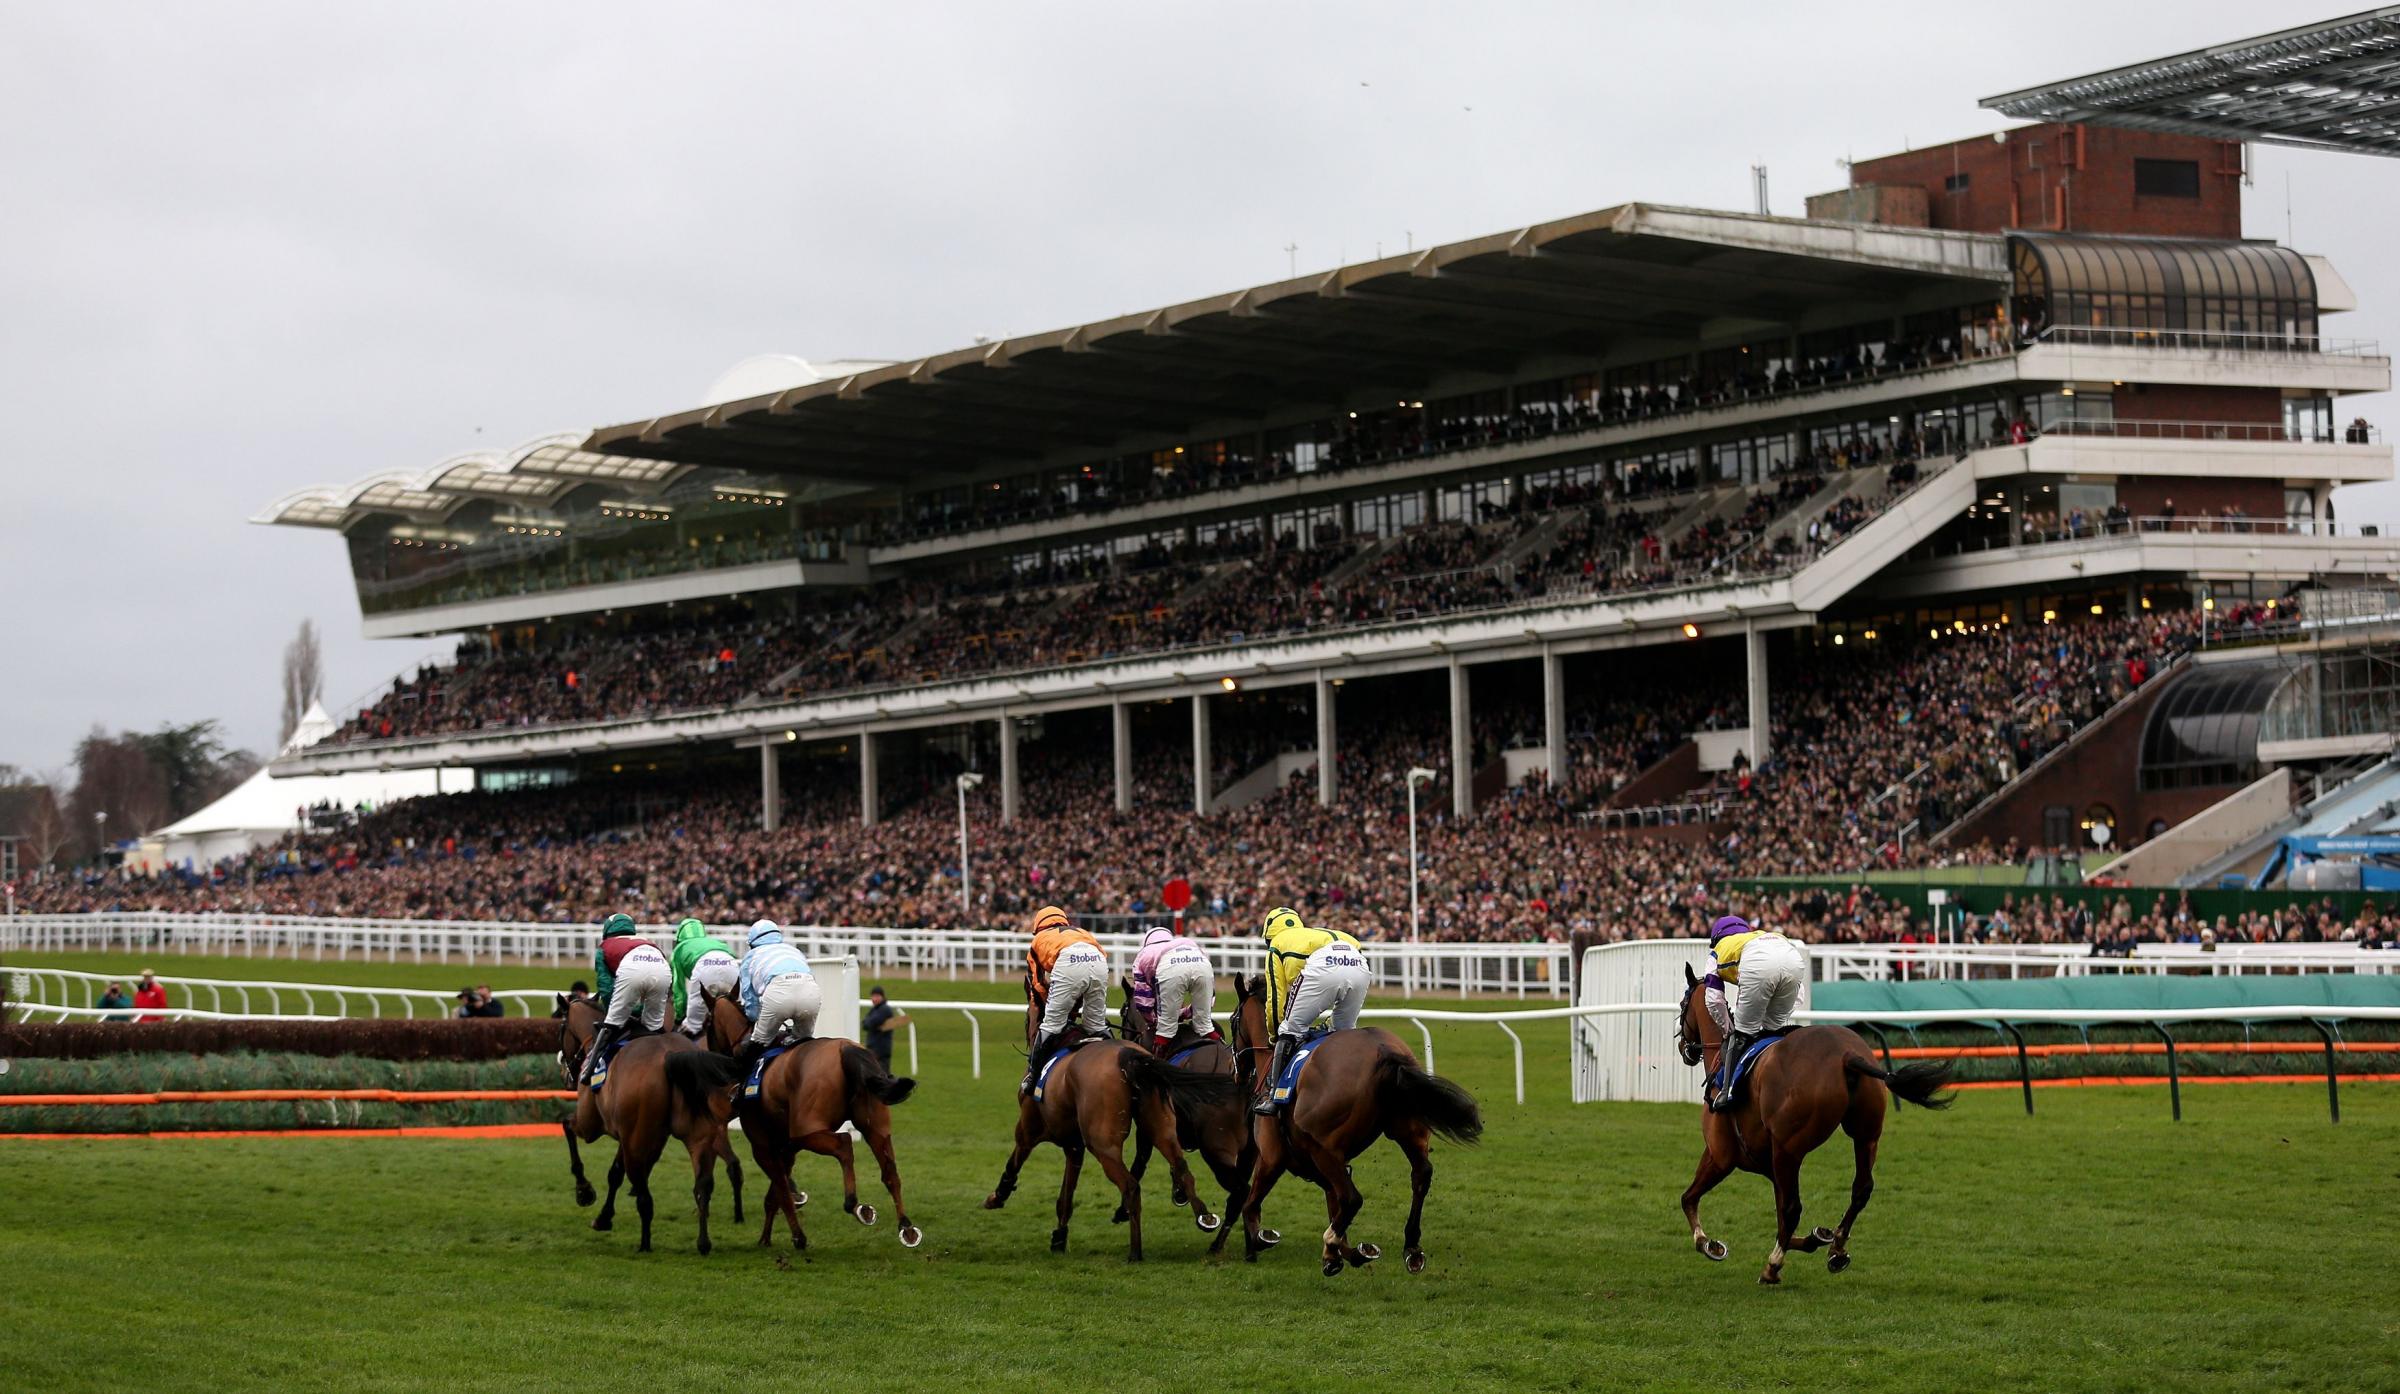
[{"x1": 1161, "y1": 878, "x2": 1192, "y2": 912}]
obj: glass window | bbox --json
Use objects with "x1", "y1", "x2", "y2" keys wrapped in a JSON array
[{"x1": 2133, "y1": 159, "x2": 2201, "y2": 198}]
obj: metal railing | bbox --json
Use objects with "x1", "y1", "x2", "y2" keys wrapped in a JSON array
[
  {"x1": 3, "y1": 965, "x2": 556, "y2": 1020},
  {"x1": 1581, "y1": 798, "x2": 1726, "y2": 830},
  {"x1": 2040, "y1": 417, "x2": 2382, "y2": 444},
  {"x1": 2030, "y1": 325, "x2": 2382, "y2": 359}
]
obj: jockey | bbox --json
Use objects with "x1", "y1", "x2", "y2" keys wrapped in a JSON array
[
  {"x1": 1702, "y1": 914, "x2": 1808, "y2": 1112},
  {"x1": 1129, "y1": 924, "x2": 1219, "y2": 1057},
  {"x1": 1255, "y1": 905, "x2": 1368, "y2": 1115},
  {"x1": 583, "y1": 913, "x2": 670, "y2": 1087},
  {"x1": 669, "y1": 917, "x2": 739, "y2": 1039},
  {"x1": 1023, "y1": 904, "x2": 1106, "y2": 1094},
  {"x1": 735, "y1": 920, "x2": 820, "y2": 1071}
]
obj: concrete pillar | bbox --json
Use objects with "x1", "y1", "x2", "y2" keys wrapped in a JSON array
[
  {"x1": 760, "y1": 742, "x2": 782, "y2": 833},
  {"x1": 1543, "y1": 652, "x2": 1568, "y2": 790},
  {"x1": 998, "y1": 714, "x2": 1020, "y2": 825},
  {"x1": 1191, "y1": 693, "x2": 1212, "y2": 816},
  {"x1": 1315, "y1": 673, "x2": 1338, "y2": 807},
  {"x1": 1111, "y1": 702, "x2": 1133, "y2": 814},
  {"x1": 1746, "y1": 627, "x2": 1771, "y2": 766},
  {"x1": 1449, "y1": 660, "x2": 1474, "y2": 819},
  {"x1": 858, "y1": 730, "x2": 878, "y2": 828}
]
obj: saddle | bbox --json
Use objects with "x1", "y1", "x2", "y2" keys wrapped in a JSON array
[
  {"x1": 586, "y1": 1024, "x2": 652, "y2": 1088},
  {"x1": 1269, "y1": 1027, "x2": 1331, "y2": 1107},
  {"x1": 1162, "y1": 1021, "x2": 1220, "y2": 1068},
  {"x1": 1031, "y1": 1036, "x2": 1103, "y2": 1102},
  {"x1": 1717, "y1": 1030, "x2": 1789, "y2": 1107}
]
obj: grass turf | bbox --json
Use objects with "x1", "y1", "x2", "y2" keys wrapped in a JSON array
[{"x1": 3, "y1": 957, "x2": 2396, "y2": 1394}]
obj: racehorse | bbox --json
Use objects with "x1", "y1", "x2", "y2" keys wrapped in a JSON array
[
  {"x1": 1674, "y1": 961, "x2": 1954, "y2": 1284},
  {"x1": 982, "y1": 978, "x2": 1236, "y2": 1261},
  {"x1": 554, "y1": 995, "x2": 746, "y2": 1254},
  {"x1": 700, "y1": 988, "x2": 922, "y2": 1251},
  {"x1": 1118, "y1": 981, "x2": 1250, "y2": 1256},
  {"x1": 1228, "y1": 974, "x2": 1483, "y2": 1277}
]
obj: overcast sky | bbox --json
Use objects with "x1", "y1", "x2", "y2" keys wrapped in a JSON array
[{"x1": 2, "y1": 0, "x2": 2388, "y2": 775}]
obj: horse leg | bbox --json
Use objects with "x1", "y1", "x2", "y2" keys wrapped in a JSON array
[
  {"x1": 1206, "y1": 1131, "x2": 1251, "y2": 1256},
  {"x1": 1759, "y1": 1145, "x2": 1804, "y2": 1286},
  {"x1": 984, "y1": 1103, "x2": 1039, "y2": 1211},
  {"x1": 1394, "y1": 1123, "x2": 1434, "y2": 1275},
  {"x1": 629, "y1": 1153, "x2": 658, "y2": 1254},
  {"x1": 1138, "y1": 1088, "x2": 1217, "y2": 1235},
  {"x1": 562, "y1": 1119, "x2": 596, "y2": 1207},
  {"x1": 1294, "y1": 1135, "x2": 1363, "y2": 1276},
  {"x1": 1050, "y1": 1145, "x2": 1084, "y2": 1254},
  {"x1": 1825, "y1": 1135, "x2": 1877, "y2": 1274},
  {"x1": 1114, "y1": 1129, "x2": 1155, "y2": 1223},
  {"x1": 717, "y1": 1130, "x2": 744, "y2": 1226},
  {"x1": 1092, "y1": 1135, "x2": 1144, "y2": 1263},
  {"x1": 856, "y1": 1103, "x2": 921, "y2": 1248},
  {"x1": 688, "y1": 1134, "x2": 716, "y2": 1257},
  {"x1": 822, "y1": 1129, "x2": 876, "y2": 1228},
  {"x1": 1241, "y1": 1125, "x2": 1289, "y2": 1263},
  {"x1": 593, "y1": 1150, "x2": 626, "y2": 1233},
  {"x1": 1680, "y1": 1138, "x2": 1735, "y2": 1262}
]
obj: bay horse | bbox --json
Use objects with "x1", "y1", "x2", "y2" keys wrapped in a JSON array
[
  {"x1": 1674, "y1": 961, "x2": 1953, "y2": 1283},
  {"x1": 1229, "y1": 974, "x2": 1483, "y2": 1277},
  {"x1": 554, "y1": 995, "x2": 746, "y2": 1254},
  {"x1": 1118, "y1": 981, "x2": 1250, "y2": 1256},
  {"x1": 982, "y1": 979, "x2": 1235, "y2": 1261},
  {"x1": 700, "y1": 988, "x2": 922, "y2": 1251}
]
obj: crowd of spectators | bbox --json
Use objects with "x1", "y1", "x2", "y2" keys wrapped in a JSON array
[{"x1": 34, "y1": 605, "x2": 2355, "y2": 955}]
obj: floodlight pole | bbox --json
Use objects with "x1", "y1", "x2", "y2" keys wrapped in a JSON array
[
  {"x1": 956, "y1": 773, "x2": 985, "y2": 917},
  {"x1": 1406, "y1": 766, "x2": 1436, "y2": 993}
]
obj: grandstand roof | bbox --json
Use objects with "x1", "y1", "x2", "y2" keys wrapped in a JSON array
[
  {"x1": 576, "y1": 204, "x2": 2004, "y2": 491},
  {"x1": 253, "y1": 432, "x2": 706, "y2": 531},
  {"x1": 1983, "y1": 8, "x2": 2400, "y2": 155}
]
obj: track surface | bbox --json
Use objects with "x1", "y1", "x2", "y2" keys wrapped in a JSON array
[{"x1": 4, "y1": 957, "x2": 2396, "y2": 1392}]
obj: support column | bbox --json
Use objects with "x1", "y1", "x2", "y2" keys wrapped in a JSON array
[
  {"x1": 1746, "y1": 627, "x2": 1771, "y2": 766},
  {"x1": 1191, "y1": 692, "x2": 1212, "y2": 816},
  {"x1": 1315, "y1": 673, "x2": 1338, "y2": 807},
  {"x1": 1449, "y1": 659, "x2": 1473, "y2": 819},
  {"x1": 998, "y1": 714, "x2": 1020, "y2": 825},
  {"x1": 858, "y1": 730, "x2": 879, "y2": 828},
  {"x1": 1111, "y1": 702, "x2": 1133, "y2": 815},
  {"x1": 760, "y1": 742, "x2": 782, "y2": 833},
  {"x1": 1543, "y1": 651, "x2": 1568, "y2": 790}
]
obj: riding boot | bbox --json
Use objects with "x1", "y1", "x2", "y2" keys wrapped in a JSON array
[
  {"x1": 1252, "y1": 1035, "x2": 1298, "y2": 1116},
  {"x1": 1021, "y1": 1032, "x2": 1058, "y2": 1096},
  {"x1": 1709, "y1": 1031, "x2": 1754, "y2": 1112},
  {"x1": 731, "y1": 1038, "x2": 766, "y2": 1075},
  {"x1": 1151, "y1": 1035, "x2": 1175, "y2": 1059},
  {"x1": 580, "y1": 1023, "x2": 623, "y2": 1088}
]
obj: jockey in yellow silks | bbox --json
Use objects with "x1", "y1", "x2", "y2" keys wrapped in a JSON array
[{"x1": 1256, "y1": 905, "x2": 1368, "y2": 1115}]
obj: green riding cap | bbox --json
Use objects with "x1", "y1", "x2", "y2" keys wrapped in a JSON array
[{"x1": 602, "y1": 912, "x2": 638, "y2": 938}]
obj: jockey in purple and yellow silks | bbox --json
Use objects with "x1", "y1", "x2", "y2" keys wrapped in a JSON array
[{"x1": 1701, "y1": 914, "x2": 1808, "y2": 1111}]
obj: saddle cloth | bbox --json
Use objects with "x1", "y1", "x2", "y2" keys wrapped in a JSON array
[
  {"x1": 743, "y1": 1042, "x2": 797, "y2": 1099},
  {"x1": 1270, "y1": 1027, "x2": 1331, "y2": 1104},
  {"x1": 1721, "y1": 1030, "x2": 1790, "y2": 1104},
  {"x1": 1031, "y1": 1036, "x2": 1102, "y2": 1102}
]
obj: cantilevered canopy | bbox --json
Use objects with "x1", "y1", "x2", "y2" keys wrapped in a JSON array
[
  {"x1": 1984, "y1": 8, "x2": 2400, "y2": 156},
  {"x1": 580, "y1": 204, "x2": 2006, "y2": 492},
  {"x1": 254, "y1": 433, "x2": 705, "y2": 531}
]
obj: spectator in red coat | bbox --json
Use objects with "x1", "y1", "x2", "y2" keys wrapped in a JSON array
[{"x1": 133, "y1": 970, "x2": 168, "y2": 1022}]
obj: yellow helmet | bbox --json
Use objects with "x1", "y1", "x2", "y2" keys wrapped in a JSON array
[
  {"x1": 1030, "y1": 905, "x2": 1073, "y2": 935},
  {"x1": 1263, "y1": 906, "x2": 1304, "y2": 940}
]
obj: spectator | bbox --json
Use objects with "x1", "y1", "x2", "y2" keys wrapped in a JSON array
[
  {"x1": 133, "y1": 971, "x2": 168, "y2": 1022},
  {"x1": 98, "y1": 981, "x2": 133, "y2": 1022},
  {"x1": 469, "y1": 984, "x2": 506, "y2": 1018},
  {"x1": 862, "y1": 986, "x2": 909, "y2": 1070}
]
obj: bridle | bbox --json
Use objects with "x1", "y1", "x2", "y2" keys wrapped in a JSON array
[{"x1": 1674, "y1": 981, "x2": 1707, "y2": 1068}]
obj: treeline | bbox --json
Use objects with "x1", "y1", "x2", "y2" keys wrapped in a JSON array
[{"x1": 1, "y1": 720, "x2": 258, "y2": 871}]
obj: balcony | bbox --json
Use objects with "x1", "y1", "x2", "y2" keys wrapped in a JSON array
[{"x1": 2018, "y1": 327, "x2": 2389, "y2": 395}]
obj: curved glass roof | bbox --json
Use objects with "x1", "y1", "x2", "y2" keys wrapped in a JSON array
[
  {"x1": 2012, "y1": 233, "x2": 2316, "y2": 313},
  {"x1": 2140, "y1": 657, "x2": 2288, "y2": 782}
]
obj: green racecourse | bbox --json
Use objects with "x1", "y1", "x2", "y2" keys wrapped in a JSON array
[{"x1": 3, "y1": 953, "x2": 2397, "y2": 1393}]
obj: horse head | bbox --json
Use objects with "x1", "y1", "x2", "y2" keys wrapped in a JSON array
[
  {"x1": 701, "y1": 986, "x2": 747, "y2": 1054},
  {"x1": 1674, "y1": 961, "x2": 1710, "y2": 1067},
  {"x1": 1228, "y1": 974, "x2": 1272, "y2": 1093}
]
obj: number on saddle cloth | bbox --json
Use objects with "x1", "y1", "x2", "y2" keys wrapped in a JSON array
[{"x1": 742, "y1": 1042, "x2": 795, "y2": 1099}]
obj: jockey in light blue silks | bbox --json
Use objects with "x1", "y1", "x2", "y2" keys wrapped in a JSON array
[{"x1": 734, "y1": 920, "x2": 820, "y2": 1070}]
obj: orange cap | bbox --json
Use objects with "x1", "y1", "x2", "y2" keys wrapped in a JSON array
[{"x1": 1030, "y1": 905, "x2": 1072, "y2": 933}]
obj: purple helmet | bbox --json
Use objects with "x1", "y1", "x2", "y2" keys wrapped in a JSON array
[{"x1": 1709, "y1": 915, "x2": 1751, "y2": 942}]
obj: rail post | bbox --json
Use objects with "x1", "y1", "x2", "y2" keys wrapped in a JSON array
[
  {"x1": 2147, "y1": 1022, "x2": 2182, "y2": 1121},
  {"x1": 2306, "y1": 1018, "x2": 2340, "y2": 1124},
  {"x1": 1997, "y1": 1021, "x2": 2034, "y2": 1116},
  {"x1": 1408, "y1": 1017, "x2": 1435, "y2": 1074},
  {"x1": 1494, "y1": 1018, "x2": 1525, "y2": 1105}
]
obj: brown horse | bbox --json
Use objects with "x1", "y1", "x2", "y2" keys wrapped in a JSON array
[
  {"x1": 1674, "y1": 962, "x2": 1953, "y2": 1283},
  {"x1": 555, "y1": 995, "x2": 745, "y2": 1254},
  {"x1": 1118, "y1": 981, "x2": 1249, "y2": 1255},
  {"x1": 700, "y1": 989, "x2": 921, "y2": 1251},
  {"x1": 982, "y1": 982, "x2": 1235, "y2": 1261},
  {"x1": 1229, "y1": 974, "x2": 1483, "y2": 1277}
]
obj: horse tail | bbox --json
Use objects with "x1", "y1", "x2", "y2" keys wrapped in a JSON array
[
  {"x1": 839, "y1": 1042, "x2": 917, "y2": 1106},
  {"x1": 1843, "y1": 1053, "x2": 1957, "y2": 1111},
  {"x1": 1377, "y1": 1054, "x2": 1485, "y2": 1146},
  {"x1": 1123, "y1": 1052, "x2": 1239, "y2": 1117},
  {"x1": 665, "y1": 1049, "x2": 744, "y2": 1123}
]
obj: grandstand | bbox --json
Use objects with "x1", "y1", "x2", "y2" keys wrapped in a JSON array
[{"x1": 178, "y1": 121, "x2": 2400, "y2": 939}]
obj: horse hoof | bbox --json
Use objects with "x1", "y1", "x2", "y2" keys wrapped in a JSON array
[
  {"x1": 983, "y1": 1194, "x2": 1006, "y2": 1211},
  {"x1": 574, "y1": 1183, "x2": 596, "y2": 1207},
  {"x1": 1405, "y1": 1251, "x2": 1427, "y2": 1275},
  {"x1": 591, "y1": 1216, "x2": 613, "y2": 1233},
  {"x1": 1827, "y1": 1253, "x2": 1852, "y2": 1275},
  {"x1": 1699, "y1": 1239, "x2": 1727, "y2": 1262},
  {"x1": 793, "y1": 1191, "x2": 808, "y2": 1208},
  {"x1": 1757, "y1": 1272, "x2": 1780, "y2": 1286},
  {"x1": 1196, "y1": 1213, "x2": 1221, "y2": 1234},
  {"x1": 1811, "y1": 1226, "x2": 1837, "y2": 1246},
  {"x1": 1322, "y1": 1259, "x2": 1344, "y2": 1278},
  {"x1": 1259, "y1": 1228, "x2": 1282, "y2": 1247},
  {"x1": 899, "y1": 1225, "x2": 924, "y2": 1249},
  {"x1": 1049, "y1": 1230, "x2": 1068, "y2": 1254},
  {"x1": 855, "y1": 1204, "x2": 877, "y2": 1228},
  {"x1": 1355, "y1": 1242, "x2": 1382, "y2": 1263},
  {"x1": 1111, "y1": 1207, "x2": 1130, "y2": 1225},
  {"x1": 696, "y1": 1239, "x2": 712, "y2": 1257}
]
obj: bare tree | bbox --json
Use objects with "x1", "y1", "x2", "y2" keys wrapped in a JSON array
[
  {"x1": 22, "y1": 770, "x2": 71, "y2": 869},
  {"x1": 280, "y1": 618, "x2": 325, "y2": 747}
]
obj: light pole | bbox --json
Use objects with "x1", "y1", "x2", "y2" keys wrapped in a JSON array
[
  {"x1": 94, "y1": 811, "x2": 107, "y2": 867},
  {"x1": 1405, "y1": 767, "x2": 1436, "y2": 993},
  {"x1": 955, "y1": 773, "x2": 985, "y2": 916}
]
